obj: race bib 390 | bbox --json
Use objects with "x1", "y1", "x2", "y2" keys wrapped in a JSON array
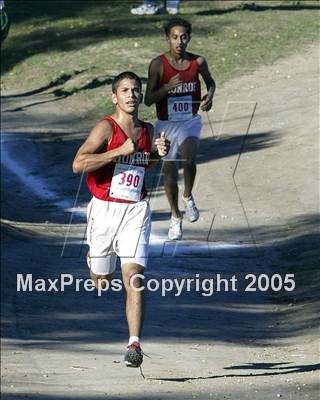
[{"x1": 110, "y1": 163, "x2": 145, "y2": 202}]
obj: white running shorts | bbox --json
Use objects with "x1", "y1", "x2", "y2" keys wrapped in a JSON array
[
  {"x1": 86, "y1": 197, "x2": 151, "y2": 275},
  {"x1": 155, "y1": 114, "x2": 202, "y2": 160}
]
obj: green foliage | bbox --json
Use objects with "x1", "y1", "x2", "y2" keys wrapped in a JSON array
[{"x1": 1, "y1": 1, "x2": 319, "y2": 121}]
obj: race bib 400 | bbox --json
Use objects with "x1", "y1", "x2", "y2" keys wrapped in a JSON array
[{"x1": 168, "y1": 95, "x2": 193, "y2": 121}]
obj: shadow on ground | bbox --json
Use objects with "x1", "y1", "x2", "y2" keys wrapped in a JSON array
[
  {"x1": 0, "y1": 394, "x2": 208, "y2": 400},
  {"x1": 0, "y1": 127, "x2": 279, "y2": 224},
  {"x1": 1, "y1": 212, "x2": 319, "y2": 348},
  {"x1": 2, "y1": 0, "x2": 228, "y2": 74},
  {"x1": 197, "y1": 130, "x2": 279, "y2": 165},
  {"x1": 150, "y1": 362, "x2": 320, "y2": 382},
  {"x1": 1, "y1": 73, "x2": 148, "y2": 110},
  {"x1": 196, "y1": 2, "x2": 320, "y2": 16}
]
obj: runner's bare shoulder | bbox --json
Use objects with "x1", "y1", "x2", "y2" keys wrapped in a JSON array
[
  {"x1": 187, "y1": 52, "x2": 205, "y2": 65},
  {"x1": 88, "y1": 118, "x2": 114, "y2": 147},
  {"x1": 95, "y1": 117, "x2": 113, "y2": 135},
  {"x1": 149, "y1": 56, "x2": 163, "y2": 73}
]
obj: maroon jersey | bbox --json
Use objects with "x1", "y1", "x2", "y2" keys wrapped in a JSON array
[
  {"x1": 87, "y1": 116, "x2": 151, "y2": 203},
  {"x1": 156, "y1": 54, "x2": 201, "y2": 121}
]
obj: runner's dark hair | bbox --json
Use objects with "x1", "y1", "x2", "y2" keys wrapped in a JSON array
[
  {"x1": 112, "y1": 71, "x2": 142, "y2": 93},
  {"x1": 164, "y1": 17, "x2": 192, "y2": 36}
]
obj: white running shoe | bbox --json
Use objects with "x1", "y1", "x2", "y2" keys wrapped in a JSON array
[
  {"x1": 168, "y1": 217, "x2": 183, "y2": 240},
  {"x1": 130, "y1": 4, "x2": 159, "y2": 15},
  {"x1": 166, "y1": 7, "x2": 179, "y2": 15},
  {"x1": 182, "y1": 195, "x2": 199, "y2": 222}
]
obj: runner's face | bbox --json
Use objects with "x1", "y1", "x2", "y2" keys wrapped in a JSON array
[
  {"x1": 112, "y1": 79, "x2": 142, "y2": 114},
  {"x1": 167, "y1": 26, "x2": 190, "y2": 56}
]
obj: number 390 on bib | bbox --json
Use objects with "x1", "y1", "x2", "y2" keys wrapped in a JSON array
[{"x1": 110, "y1": 163, "x2": 145, "y2": 202}]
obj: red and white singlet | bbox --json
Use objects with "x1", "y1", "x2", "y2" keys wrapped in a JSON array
[
  {"x1": 87, "y1": 116, "x2": 151, "y2": 203},
  {"x1": 156, "y1": 54, "x2": 201, "y2": 121}
]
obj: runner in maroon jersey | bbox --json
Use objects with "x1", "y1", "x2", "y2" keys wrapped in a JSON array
[
  {"x1": 145, "y1": 18, "x2": 216, "y2": 240},
  {"x1": 72, "y1": 71, "x2": 169, "y2": 368}
]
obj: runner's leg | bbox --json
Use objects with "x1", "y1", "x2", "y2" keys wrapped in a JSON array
[
  {"x1": 122, "y1": 263, "x2": 145, "y2": 367},
  {"x1": 163, "y1": 161, "x2": 182, "y2": 218},
  {"x1": 121, "y1": 263, "x2": 145, "y2": 338},
  {"x1": 180, "y1": 136, "x2": 199, "y2": 198}
]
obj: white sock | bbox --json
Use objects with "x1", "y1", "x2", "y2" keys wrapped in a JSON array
[{"x1": 128, "y1": 336, "x2": 140, "y2": 346}]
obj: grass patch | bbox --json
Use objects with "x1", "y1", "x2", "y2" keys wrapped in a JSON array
[{"x1": 1, "y1": 0, "x2": 319, "y2": 123}]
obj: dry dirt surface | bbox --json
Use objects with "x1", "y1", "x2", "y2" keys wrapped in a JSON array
[{"x1": 1, "y1": 44, "x2": 319, "y2": 400}]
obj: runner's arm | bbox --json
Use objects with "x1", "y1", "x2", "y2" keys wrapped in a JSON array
[
  {"x1": 144, "y1": 58, "x2": 182, "y2": 107},
  {"x1": 198, "y1": 57, "x2": 216, "y2": 111},
  {"x1": 72, "y1": 120, "x2": 135, "y2": 173},
  {"x1": 146, "y1": 123, "x2": 170, "y2": 168}
]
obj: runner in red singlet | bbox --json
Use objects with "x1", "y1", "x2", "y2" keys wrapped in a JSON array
[
  {"x1": 72, "y1": 71, "x2": 169, "y2": 368},
  {"x1": 145, "y1": 18, "x2": 216, "y2": 240}
]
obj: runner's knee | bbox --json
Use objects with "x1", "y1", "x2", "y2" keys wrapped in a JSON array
[
  {"x1": 122, "y1": 264, "x2": 144, "y2": 291},
  {"x1": 182, "y1": 158, "x2": 197, "y2": 168},
  {"x1": 163, "y1": 162, "x2": 178, "y2": 182},
  {"x1": 90, "y1": 270, "x2": 114, "y2": 289},
  {"x1": 180, "y1": 137, "x2": 199, "y2": 162}
]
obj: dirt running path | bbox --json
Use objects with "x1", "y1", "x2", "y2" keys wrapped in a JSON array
[{"x1": 1, "y1": 45, "x2": 319, "y2": 400}]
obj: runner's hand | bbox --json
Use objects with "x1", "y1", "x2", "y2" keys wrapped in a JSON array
[
  {"x1": 155, "y1": 132, "x2": 170, "y2": 157},
  {"x1": 200, "y1": 93, "x2": 213, "y2": 111},
  {"x1": 118, "y1": 138, "x2": 136, "y2": 156},
  {"x1": 164, "y1": 74, "x2": 183, "y2": 92}
]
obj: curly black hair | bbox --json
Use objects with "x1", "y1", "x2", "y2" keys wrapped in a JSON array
[{"x1": 163, "y1": 17, "x2": 192, "y2": 37}]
